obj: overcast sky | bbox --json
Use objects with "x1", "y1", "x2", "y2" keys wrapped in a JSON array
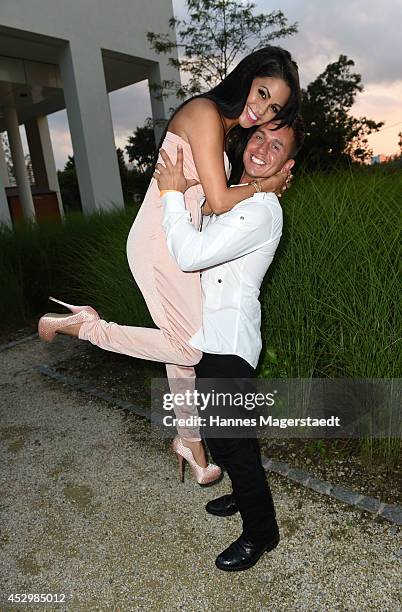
[{"x1": 44, "y1": 0, "x2": 402, "y2": 169}]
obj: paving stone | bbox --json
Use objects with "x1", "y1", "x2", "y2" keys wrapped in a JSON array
[
  {"x1": 261, "y1": 456, "x2": 273, "y2": 470},
  {"x1": 129, "y1": 404, "x2": 147, "y2": 417},
  {"x1": 287, "y1": 467, "x2": 310, "y2": 484},
  {"x1": 356, "y1": 495, "x2": 382, "y2": 514},
  {"x1": 117, "y1": 400, "x2": 136, "y2": 410},
  {"x1": 380, "y1": 504, "x2": 402, "y2": 526},
  {"x1": 307, "y1": 477, "x2": 332, "y2": 495},
  {"x1": 331, "y1": 485, "x2": 364, "y2": 505},
  {"x1": 269, "y1": 459, "x2": 290, "y2": 476},
  {"x1": 90, "y1": 389, "x2": 115, "y2": 401},
  {"x1": 0, "y1": 333, "x2": 38, "y2": 353}
]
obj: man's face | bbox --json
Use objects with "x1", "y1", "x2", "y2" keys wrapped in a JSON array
[{"x1": 242, "y1": 122, "x2": 295, "y2": 180}]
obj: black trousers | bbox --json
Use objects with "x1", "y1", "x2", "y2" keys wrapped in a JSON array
[{"x1": 195, "y1": 353, "x2": 278, "y2": 541}]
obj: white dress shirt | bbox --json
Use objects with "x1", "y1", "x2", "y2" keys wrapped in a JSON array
[{"x1": 162, "y1": 189, "x2": 283, "y2": 368}]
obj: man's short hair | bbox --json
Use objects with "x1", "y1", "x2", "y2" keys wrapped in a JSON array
[{"x1": 289, "y1": 114, "x2": 305, "y2": 158}]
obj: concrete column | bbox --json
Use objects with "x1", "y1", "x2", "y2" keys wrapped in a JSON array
[
  {"x1": 148, "y1": 62, "x2": 179, "y2": 145},
  {"x1": 0, "y1": 136, "x2": 12, "y2": 229},
  {"x1": 25, "y1": 118, "x2": 48, "y2": 187},
  {"x1": 4, "y1": 106, "x2": 36, "y2": 223},
  {"x1": 59, "y1": 42, "x2": 124, "y2": 214},
  {"x1": 25, "y1": 116, "x2": 65, "y2": 220}
]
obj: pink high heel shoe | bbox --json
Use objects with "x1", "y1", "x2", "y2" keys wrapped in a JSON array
[
  {"x1": 172, "y1": 435, "x2": 222, "y2": 486},
  {"x1": 38, "y1": 296, "x2": 100, "y2": 343}
]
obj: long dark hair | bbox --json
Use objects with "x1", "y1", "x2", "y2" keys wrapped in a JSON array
[{"x1": 156, "y1": 45, "x2": 301, "y2": 181}]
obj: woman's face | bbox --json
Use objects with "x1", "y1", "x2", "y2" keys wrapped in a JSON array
[{"x1": 239, "y1": 76, "x2": 291, "y2": 128}]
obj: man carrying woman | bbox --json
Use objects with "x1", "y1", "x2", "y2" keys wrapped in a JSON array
[
  {"x1": 155, "y1": 116, "x2": 305, "y2": 571},
  {"x1": 38, "y1": 46, "x2": 302, "y2": 570}
]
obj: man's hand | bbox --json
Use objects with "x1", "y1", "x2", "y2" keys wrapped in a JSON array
[{"x1": 153, "y1": 145, "x2": 199, "y2": 193}]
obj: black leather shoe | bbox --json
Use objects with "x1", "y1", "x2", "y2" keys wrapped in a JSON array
[
  {"x1": 215, "y1": 531, "x2": 280, "y2": 572},
  {"x1": 206, "y1": 493, "x2": 239, "y2": 517}
]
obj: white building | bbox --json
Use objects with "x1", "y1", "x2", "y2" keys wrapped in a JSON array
[{"x1": 0, "y1": 0, "x2": 180, "y2": 228}]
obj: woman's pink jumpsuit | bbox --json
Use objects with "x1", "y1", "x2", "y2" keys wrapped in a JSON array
[{"x1": 78, "y1": 132, "x2": 229, "y2": 439}]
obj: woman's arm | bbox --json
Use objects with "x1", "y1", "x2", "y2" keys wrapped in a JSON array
[{"x1": 169, "y1": 99, "x2": 288, "y2": 215}]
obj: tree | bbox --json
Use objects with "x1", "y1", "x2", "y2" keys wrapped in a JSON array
[
  {"x1": 57, "y1": 156, "x2": 81, "y2": 212},
  {"x1": 1, "y1": 134, "x2": 15, "y2": 185},
  {"x1": 116, "y1": 147, "x2": 129, "y2": 199},
  {"x1": 116, "y1": 147, "x2": 127, "y2": 179},
  {"x1": 63, "y1": 156, "x2": 75, "y2": 172},
  {"x1": 398, "y1": 131, "x2": 402, "y2": 156},
  {"x1": 1, "y1": 134, "x2": 36, "y2": 184},
  {"x1": 25, "y1": 154, "x2": 34, "y2": 184},
  {"x1": 147, "y1": 0, "x2": 298, "y2": 101},
  {"x1": 344, "y1": 116, "x2": 384, "y2": 164},
  {"x1": 299, "y1": 55, "x2": 384, "y2": 169},
  {"x1": 125, "y1": 118, "x2": 156, "y2": 176}
]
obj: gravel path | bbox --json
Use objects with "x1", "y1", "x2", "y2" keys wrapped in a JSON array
[{"x1": 0, "y1": 336, "x2": 401, "y2": 611}]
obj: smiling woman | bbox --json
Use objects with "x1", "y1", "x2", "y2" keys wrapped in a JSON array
[{"x1": 238, "y1": 77, "x2": 291, "y2": 126}]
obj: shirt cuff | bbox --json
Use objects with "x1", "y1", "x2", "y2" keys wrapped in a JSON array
[{"x1": 161, "y1": 191, "x2": 186, "y2": 213}]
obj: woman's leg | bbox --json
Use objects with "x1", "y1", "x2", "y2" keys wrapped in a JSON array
[
  {"x1": 77, "y1": 165, "x2": 206, "y2": 445},
  {"x1": 165, "y1": 364, "x2": 210, "y2": 467},
  {"x1": 76, "y1": 248, "x2": 205, "y2": 444},
  {"x1": 57, "y1": 140, "x2": 207, "y2": 452},
  {"x1": 165, "y1": 364, "x2": 201, "y2": 440},
  {"x1": 78, "y1": 318, "x2": 201, "y2": 366}
]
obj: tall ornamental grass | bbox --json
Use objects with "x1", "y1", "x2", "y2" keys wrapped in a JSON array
[
  {"x1": 258, "y1": 166, "x2": 401, "y2": 464},
  {"x1": 259, "y1": 166, "x2": 401, "y2": 379},
  {"x1": 0, "y1": 205, "x2": 152, "y2": 330}
]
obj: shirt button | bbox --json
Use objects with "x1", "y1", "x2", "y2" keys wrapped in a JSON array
[
  {"x1": 218, "y1": 279, "x2": 222, "y2": 283},
  {"x1": 240, "y1": 216, "x2": 244, "y2": 220}
]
